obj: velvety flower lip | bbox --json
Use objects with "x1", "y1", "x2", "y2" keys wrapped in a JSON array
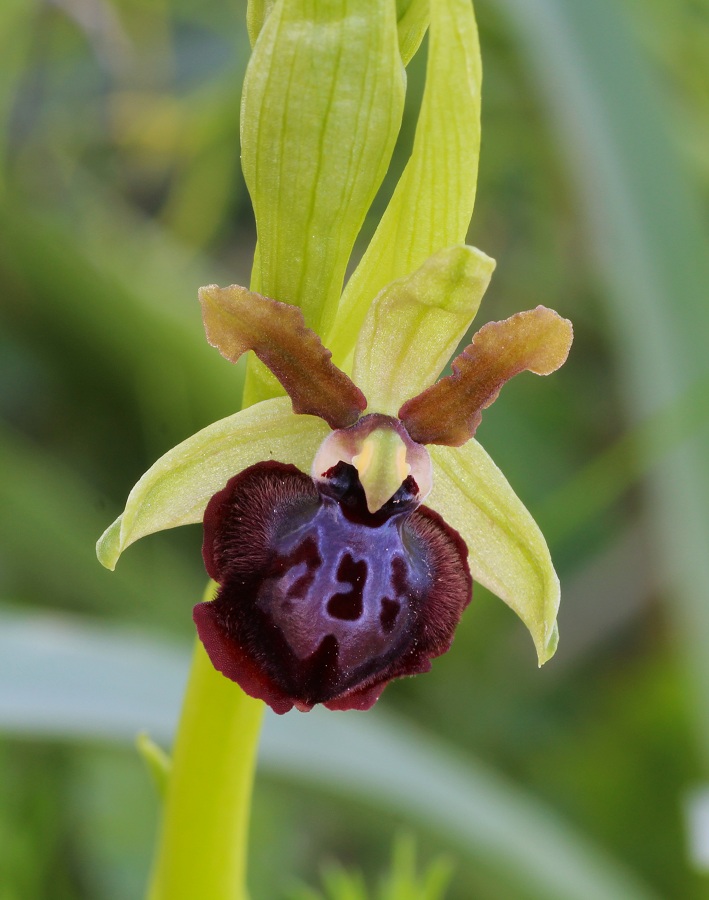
[{"x1": 195, "y1": 459, "x2": 471, "y2": 714}]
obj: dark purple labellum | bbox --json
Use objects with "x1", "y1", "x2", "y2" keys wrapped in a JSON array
[{"x1": 195, "y1": 460, "x2": 472, "y2": 714}]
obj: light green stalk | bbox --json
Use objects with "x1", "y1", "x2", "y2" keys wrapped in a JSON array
[
  {"x1": 147, "y1": 637, "x2": 263, "y2": 900},
  {"x1": 146, "y1": 351, "x2": 275, "y2": 900},
  {"x1": 144, "y1": 5, "x2": 409, "y2": 893}
]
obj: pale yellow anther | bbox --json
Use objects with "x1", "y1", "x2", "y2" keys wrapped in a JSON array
[
  {"x1": 352, "y1": 439, "x2": 375, "y2": 478},
  {"x1": 395, "y1": 444, "x2": 411, "y2": 483},
  {"x1": 353, "y1": 429, "x2": 412, "y2": 514}
]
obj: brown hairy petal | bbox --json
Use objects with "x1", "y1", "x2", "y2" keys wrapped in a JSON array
[
  {"x1": 200, "y1": 284, "x2": 366, "y2": 429},
  {"x1": 399, "y1": 306, "x2": 573, "y2": 446}
]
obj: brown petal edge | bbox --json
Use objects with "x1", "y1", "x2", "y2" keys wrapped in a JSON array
[
  {"x1": 200, "y1": 284, "x2": 367, "y2": 429},
  {"x1": 398, "y1": 306, "x2": 573, "y2": 446}
]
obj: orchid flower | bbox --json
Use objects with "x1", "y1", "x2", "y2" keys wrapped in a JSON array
[
  {"x1": 97, "y1": 0, "x2": 572, "y2": 717},
  {"x1": 98, "y1": 247, "x2": 571, "y2": 713}
]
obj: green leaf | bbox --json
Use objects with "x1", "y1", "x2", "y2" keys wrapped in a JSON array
[
  {"x1": 427, "y1": 442, "x2": 559, "y2": 664},
  {"x1": 97, "y1": 398, "x2": 329, "y2": 570},
  {"x1": 379, "y1": 834, "x2": 453, "y2": 900},
  {"x1": 247, "y1": 0, "x2": 429, "y2": 69},
  {"x1": 136, "y1": 733, "x2": 172, "y2": 799},
  {"x1": 316, "y1": 865, "x2": 368, "y2": 900},
  {"x1": 246, "y1": 0, "x2": 276, "y2": 46},
  {"x1": 351, "y1": 245, "x2": 495, "y2": 415},
  {"x1": 241, "y1": 0, "x2": 405, "y2": 342},
  {"x1": 327, "y1": 0, "x2": 482, "y2": 366},
  {"x1": 396, "y1": 0, "x2": 430, "y2": 66}
]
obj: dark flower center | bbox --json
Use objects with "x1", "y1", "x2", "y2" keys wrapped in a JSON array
[
  {"x1": 197, "y1": 459, "x2": 471, "y2": 713},
  {"x1": 317, "y1": 460, "x2": 421, "y2": 525},
  {"x1": 259, "y1": 477, "x2": 428, "y2": 683}
]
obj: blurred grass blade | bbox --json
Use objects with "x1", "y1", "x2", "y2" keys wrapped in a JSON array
[
  {"x1": 0, "y1": 194, "x2": 241, "y2": 430},
  {"x1": 271, "y1": 712, "x2": 657, "y2": 900},
  {"x1": 0, "y1": 424, "x2": 201, "y2": 615},
  {"x1": 0, "y1": 609, "x2": 189, "y2": 742},
  {"x1": 0, "y1": 613, "x2": 658, "y2": 900},
  {"x1": 136, "y1": 732, "x2": 172, "y2": 799},
  {"x1": 491, "y1": 0, "x2": 709, "y2": 764},
  {"x1": 538, "y1": 371, "x2": 709, "y2": 549},
  {"x1": 380, "y1": 834, "x2": 453, "y2": 900},
  {"x1": 0, "y1": 0, "x2": 35, "y2": 185},
  {"x1": 159, "y1": 82, "x2": 247, "y2": 253}
]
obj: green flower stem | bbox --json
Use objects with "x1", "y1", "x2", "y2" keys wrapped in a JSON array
[
  {"x1": 147, "y1": 637, "x2": 264, "y2": 900},
  {"x1": 147, "y1": 364, "x2": 274, "y2": 900}
]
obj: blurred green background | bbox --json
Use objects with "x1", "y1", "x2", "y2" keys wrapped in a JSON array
[{"x1": 1, "y1": 0, "x2": 709, "y2": 897}]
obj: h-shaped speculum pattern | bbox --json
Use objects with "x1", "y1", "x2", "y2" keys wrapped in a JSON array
[{"x1": 197, "y1": 447, "x2": 471, "y2": 713}]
